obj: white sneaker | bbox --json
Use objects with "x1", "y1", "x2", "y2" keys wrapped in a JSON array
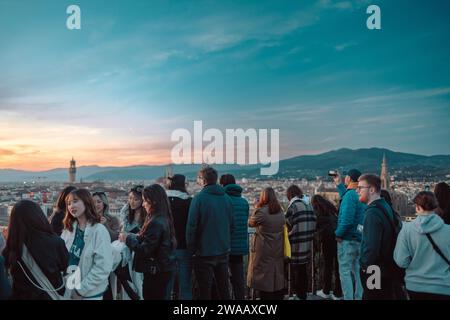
[
  {"x1": 331, "y1": 293, "x2": 343, "y2": 300},
  {"x1": 316, "y1": 290, "x2": 332, "y2": 299}
]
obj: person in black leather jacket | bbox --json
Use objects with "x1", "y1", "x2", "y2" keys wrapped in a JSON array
[{"x1": 120, "y1": 184, "x2": 176, "y2": 300}]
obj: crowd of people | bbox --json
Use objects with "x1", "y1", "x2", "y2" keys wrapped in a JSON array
[{"x1": 0, "y1": 166, "x2": 449, "y2": 300}]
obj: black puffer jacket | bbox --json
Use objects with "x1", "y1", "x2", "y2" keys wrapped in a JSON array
[
  {"x1": 7, "y1": 233, "x2": 69, "y2": 300},
  {"x1": 126, "y1": 214, "x2": 176, "y2": 274}
]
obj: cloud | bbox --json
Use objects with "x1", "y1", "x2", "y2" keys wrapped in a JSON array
[
  {"x1": 352, "y1": 87, "x2": 450, "y2": 104},
  {"x1": 334, "y1": 42, "x2": 358, "y2": 51},
  {"x1": 0, "y1": 149, "x2": 15, "y2": 156},
  {"x1": 317, "y1": 0, "x2": 371, "y2": 11}
]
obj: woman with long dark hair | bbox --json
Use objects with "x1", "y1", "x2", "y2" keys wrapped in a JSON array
[
  {"x1": 311, "y1": 195, "x2": 342, "y2": 300},
  {"x1": 61, "y1": 189, "x2": 113, "y2": 300},
  {"x1": 247, "y1": 187, "x2": 285, "y2": 300},
  {"x1": 3, "y1": 200, "x2": 69, "y2": 299},
  {"x1": 434, "y1": 182, "x2": 450, "y2": 224},
  {"x1": 118, "y1": 185, "x2": 146, "y2": 299},
  {"x1": 119, "y1": 184, "x2": 176, "y2": 300},
  {"x1": 120, "y1": 185, "x2": 146, "y2": 233},
  {"x1": 49, "y1": 186, "x2": 76, "y2": 236}
]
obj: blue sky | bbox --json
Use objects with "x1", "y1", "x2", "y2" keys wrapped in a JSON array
[{"x1": 0, "y1": 0, "x2": 449, "y2": 169}]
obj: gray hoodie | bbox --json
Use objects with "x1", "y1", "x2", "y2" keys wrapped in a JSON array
[{"x1": 394, "y1": 213, "x2": 450, "y2": 296}]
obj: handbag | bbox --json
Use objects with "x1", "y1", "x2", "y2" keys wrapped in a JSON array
[
  {"x1": 19, "y1": 245, "x2": 71, "y2": 300},
  {"x1": 283, "y1": 224, "x2": 291, "y2": 259},
  {"x1": 142, "y1": 258, "x2": 159, "y2": 275}
]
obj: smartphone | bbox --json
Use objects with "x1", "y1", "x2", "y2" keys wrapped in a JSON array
[{"x1": 328, "y1": 170, "x2": 338, "y2": 177}]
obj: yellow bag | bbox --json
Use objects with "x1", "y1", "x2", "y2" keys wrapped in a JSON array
[{"x1": 283, "y1": 224, "x2": 291, "y2": 259}]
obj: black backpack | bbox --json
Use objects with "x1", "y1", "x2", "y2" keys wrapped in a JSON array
[{"x1": 373, "y1": 203, "x2": 406, "y2": 281}]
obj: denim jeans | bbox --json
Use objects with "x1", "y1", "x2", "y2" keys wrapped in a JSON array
[
  {"x1": 337, "y1": 240, "x2": 363, "y2": 300},
  {"x1": 193, "y1": 253, "x2": 231, "y2": 300},
  {"x1": 172, "y1": 249, "x2": 193, "y2": 300}
]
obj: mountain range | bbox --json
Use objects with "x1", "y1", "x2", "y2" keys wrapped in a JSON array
[{"x1": 1, "y1": 148, "x2": 449, "y2": 182}]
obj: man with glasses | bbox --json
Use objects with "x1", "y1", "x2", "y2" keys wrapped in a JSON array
[
  {"x1": 357, "y1": 174, "x2": 399, "y2": 300},
  {"x1": 332, "y1": 169, "x2": 366, "y2": 300},
  {"x1": 186, "y1": 166, "x2": 234, "y2": 300}
]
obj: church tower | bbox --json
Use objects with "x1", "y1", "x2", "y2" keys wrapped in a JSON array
[
  {"x1": 380, "y1": 153, "x2": 390, "y2": 190},
  {"x1": 69, "y1": 157, "x2": 77, "y2": 183}
]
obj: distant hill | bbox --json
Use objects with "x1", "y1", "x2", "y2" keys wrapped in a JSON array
[
  {"x1": 0, "y1": 148, "x2": 449, "y2": 182},
  {"x1": 259, "y1": 147, "x2": 450, "y2": 179}
]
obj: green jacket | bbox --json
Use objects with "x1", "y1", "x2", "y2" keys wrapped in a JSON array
[{"x1": 186, "y1": 184, "x2": 235, "y2": 257}]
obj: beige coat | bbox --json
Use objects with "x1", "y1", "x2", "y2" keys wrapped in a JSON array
[{"x1": 247, "y1": 205, "x2": 285, "y2": 292}]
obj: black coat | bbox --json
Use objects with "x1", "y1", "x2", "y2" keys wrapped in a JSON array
[
  {"x1": 126, "y1": 214, "x2": 176, "y2": 274},
  {"x1": 316, "y1": 213, "x2": 338, "y2": 244},
  {"x1": 167, "y1": 192, "x2": 191, "y2": 250},
  {"x1": 7, "y1": 233, "x2": 69, "y2": 300}
]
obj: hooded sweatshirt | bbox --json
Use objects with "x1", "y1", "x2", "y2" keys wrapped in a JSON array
[{"x1": 394, "y1": 213, "x2": 450, "y2": 296}]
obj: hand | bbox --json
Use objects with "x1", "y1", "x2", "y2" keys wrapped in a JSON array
[
  {"x1": 336, "y1": 237, "x2": 343, "y2": 243},
  {"x1": 100, "y1": 216, "x2": 107, "y2": 224},
  {"x1": 1, "y1": 227, "x2": 7, "y2": 239},
  {"x1": 119, "y1": 232, "x2": 128, "y2": 242},
  {"x1": 333, "y1": 172, "x2": 342, "y2": 185}
]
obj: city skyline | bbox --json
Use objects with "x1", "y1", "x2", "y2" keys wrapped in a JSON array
[{"x1": 1, "y1": 0, "x2": 450, "y2": 171}]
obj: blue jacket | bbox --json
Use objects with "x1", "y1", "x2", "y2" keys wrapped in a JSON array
[
  {"x1": 224, "y1": 184, "x2": 249, "y2": 256},
  {"x1": 394, "y1": 213, "x2": 450, "y2": 296},
  {"x1": 335, "y1": 184, "x2": 366, "y2": 241},
  {"x1": 186, "y1": 184, "x2": 234, "y2": 257}
]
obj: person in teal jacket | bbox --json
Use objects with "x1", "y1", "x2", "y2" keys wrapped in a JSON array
[
  {"x1": 394, "y1": 191, "x2": 450, "y2": 300},
  {"x1": 333, "y1": 169, "x2": 366, "y2": 300},
  {"x1": 220, "y1": 174, "x2": 249, "y2": 300},
  {"x1": 187, "y1": 166, "x2": 234, "y2": 300}
]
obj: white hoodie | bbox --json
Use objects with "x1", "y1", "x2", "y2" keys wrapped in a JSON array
[{"x1": 61, "y1": 222, "x2": 113, "y2": 298}]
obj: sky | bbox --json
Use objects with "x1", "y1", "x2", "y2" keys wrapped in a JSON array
[{"x1": 0, "y1": 0, "x2": 449, "y2": 170}]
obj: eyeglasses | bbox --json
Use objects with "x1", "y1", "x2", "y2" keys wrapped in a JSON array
[
  {"x1": 92, "y1": 191, "x2": 106, "y2": 196},
  {"x1": 356, "y1": 186, "x2": 371, "y2": 190}
]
